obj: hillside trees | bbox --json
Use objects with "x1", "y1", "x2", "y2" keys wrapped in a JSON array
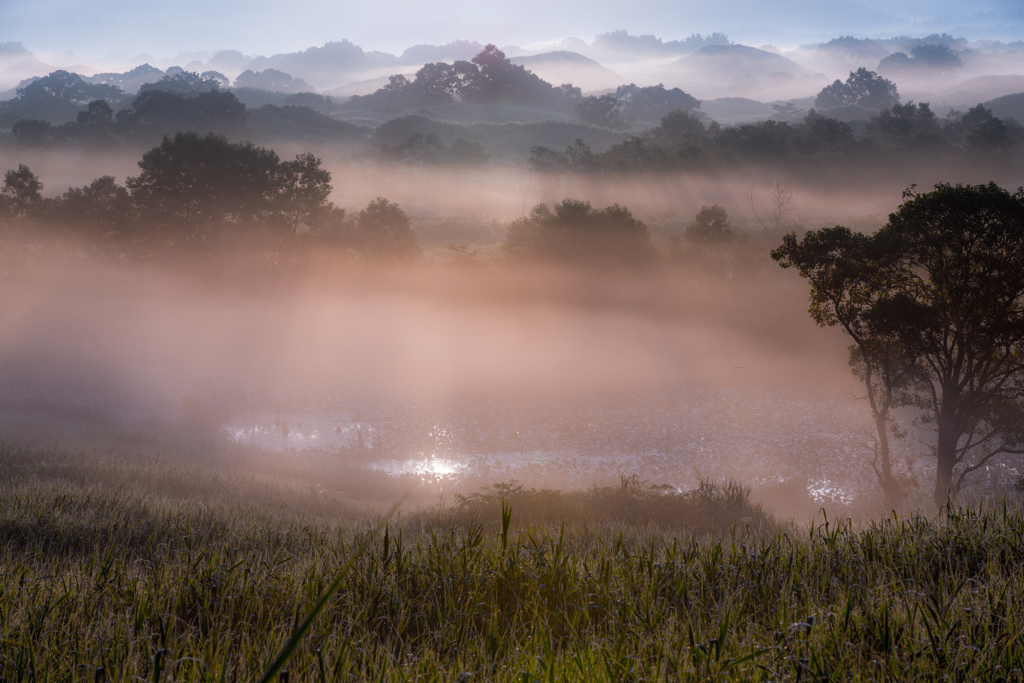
[
  {"x1": 0, "y1": 70, "x2": 126, "y2": 124},
  {"x1": 815, "y1": 68, "x2": 900, "y2": 117},
  {"x1": 345, "y1": 45, "x2": 580, "y2": 113},
  {"x1": 774, "y1": 183, "x2": 1024, "y2": 508}
]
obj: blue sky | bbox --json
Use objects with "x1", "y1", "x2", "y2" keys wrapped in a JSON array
[{"x1": 2, "y1": 0, "x2": 1022, "y2": 60}]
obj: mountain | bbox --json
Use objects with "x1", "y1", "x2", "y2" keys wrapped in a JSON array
[
  {"x1": 399, "y1": 41, "x2": 485, "y2": 65},
  {"x1": 510, "y1": 51, "x2": 619, "y2": 92},
  {"x1": 664, "y1": 44, "x2": 825, "y2": 100},
  {"x1": 940, "y1": 75, "x2": 1024, "y2": 108},
  {"x1": 673, "y1": 44, "x2": 812, "y2": 77},
  {"x1": 245, "y1": 40, "x2": 399, "y2": 90}
]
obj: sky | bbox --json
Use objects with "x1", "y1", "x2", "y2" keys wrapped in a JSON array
[{"x1": 2, "y1": 0, "x2": 1022, "y2": 62}]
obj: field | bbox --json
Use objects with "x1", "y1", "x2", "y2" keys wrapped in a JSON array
[{"x1": 2, "y1": 429, "x2": 1023, "y2": 682}]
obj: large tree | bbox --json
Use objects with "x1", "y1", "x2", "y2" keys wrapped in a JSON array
[
  {"x1": 774, "y1": 183, "x2": 1024, "y2": 508},
  {"x1": 815, "y1": 67, "x2": 899, "y2": 115},
  {"x1": 127, "y1": 131, "x2": 332, "y2": 240}
]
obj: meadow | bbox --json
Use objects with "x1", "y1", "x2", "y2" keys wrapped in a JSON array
[{"x1": 1, "y1": 425, "x2": 1022, "y2": 682}]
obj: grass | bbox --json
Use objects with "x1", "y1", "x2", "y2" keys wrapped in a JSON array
[{"x1": 1, "y1": 439, "x2": 1023, "y2": 681}]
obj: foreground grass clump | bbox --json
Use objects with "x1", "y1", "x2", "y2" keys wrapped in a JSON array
[
  {"x1": 451, "y1": 476, "x2": 775, "y2": 537},
  {"x1": 1, "y1": 444, "x2": 1023, "y2": 681}
]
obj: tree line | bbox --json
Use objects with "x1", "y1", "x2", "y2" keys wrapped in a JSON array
[
  {"x1": 0, "y1": 127, "x2": 767, "y2": 271},
  {"x1": 0, "y1": 132, "x2": 419, "y2": 262},
  {"x1": 529, "y1": 102, "x2": 1020, "y2": 176},
  {"x1": 3, "y1": 70, "x2": 367, "y2": 148}
]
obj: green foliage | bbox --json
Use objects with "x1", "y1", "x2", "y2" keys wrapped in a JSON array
[{"x1": 502, "y1": 199, "x2": 658, "y2": 266}]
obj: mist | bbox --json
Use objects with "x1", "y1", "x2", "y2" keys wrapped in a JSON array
[{"x1": 2, "y1": 9, "x2": 1024, "y2": 525}]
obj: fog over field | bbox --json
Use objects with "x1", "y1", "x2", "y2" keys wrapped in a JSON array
[{"x1": 2, "y1": 0, "x2": 1024, "y2": 521}]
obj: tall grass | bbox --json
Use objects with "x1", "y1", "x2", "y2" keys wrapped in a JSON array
[{"x1": 1, "y1": 441, "x2": 1023, "y2": 681}]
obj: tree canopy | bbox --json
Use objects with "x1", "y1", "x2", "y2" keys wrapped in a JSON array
[
  {"x1": 815, "y1": 68, "x2": 900, "y2": 118},
  {"x1": 773, "y1": 182, "x2": 1024, "y2": 508},
  {"x1": 502, "y1": 199, "x2": 657, "y2": 266},
  {"x1": 0, "y1": 70, "x2": 126, "y2": 124},
  {"x1": 343, "y1": 45, "x2": 580, "y2": 114},
  {"x1": 126, "y1": 131, "x2": 333, "y2": 240}
]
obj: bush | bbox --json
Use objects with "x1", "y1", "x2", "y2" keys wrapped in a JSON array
[{"x1": 502, "y1": 199, "x2": 659, "y2": 266}]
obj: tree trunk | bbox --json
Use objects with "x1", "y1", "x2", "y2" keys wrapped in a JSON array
[
  {"x1": 934, "y1": 422, "x2": 959, "y2": 509},
  {"x1": 874, "y1": 413, "x2": 899, "y2": 509}
]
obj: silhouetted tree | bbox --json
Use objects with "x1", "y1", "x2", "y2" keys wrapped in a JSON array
[
  {"x1": 577, "y1": 94, "x2": 629, "y2": 130},
  {"x1": 769, "y1": 225, "x2": 918, "y2": 508},
  {"x1": 865, "y1": 101, "x2": 943, "y2": 151},
  {"x1": 815, "y1": 68, "x2": 899, "y2": 116},
  {"x1": 613, "y1": 83, "x2": 700, "y2": 120},
  {"x1": 233, "y1": 69, "x2": 311, "y2": 93},
  {"x1": 774, "y1": 183, "x2": 1024, "y2": 508},
  {"x1": 350, "y1": 198, "x2": 420, "y2": 263},
  {"x1": 139, "y1": 70, "x2": 222, "y2": 96},
  {"x1": 1, "y1": 70, "x2": 125, "y2": 123},
  {"x1": 124, "y1": 89, "x2": 248, "y2": 138},
  {"x1": 0, "y1": 164, "x2": 44, "y2": 220},
  {"x1": 686, "y1": 205, "x2": 733, "y2": 244},
  {"x1": 880, "y1": 44, "x2": 963, "y2": 76},
  {"x1": 967, "y1": 118, "x2": 1016, "y2": 153},
  {"x1": 502, "y1": 199, "x2": 657, "y2": 266},
  {"x1": 76, "y1": 99, "x2": 114, "y2": 124},
  {"x1": 53, "y1": 176, "x2": 133, "y2": 235},
  {"x1": 127, "y1": 131, "x2": 332, "y2": 240},
  {"x1": 10, "y1": 119, "x2": 57, "y2": 146},
  {"x1": 650, "y1": 109, "x2": 707, "y2": 146}
]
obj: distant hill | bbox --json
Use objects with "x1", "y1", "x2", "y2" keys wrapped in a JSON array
[
  {"x1": 326, "y1": 75, "x2": 407, "y2": 99},
  {"x1": 673, "y1": 45, "x2": 812, "y2": 77},
  {"x1": 698, "y1": 97, "x2": 777, "y2": 125},
  {"x1": 983, "y1": 92, "x2": 1024, "y2": 123},
  {"x1": 245, "y1": 40, "x2": 399, "y2": 90},
  {"x1": 666, "y1": 45, "x2": 822, "y2": 100},
  {"x1": 510, "y1": 51, "x2": 619, "y2": 92},
  {"x1": 399, "y1": 41, "x2": 485, "y2": 65},
  {"x1": 941, "y1": 75, "x2": 1024, "y2": 108}
]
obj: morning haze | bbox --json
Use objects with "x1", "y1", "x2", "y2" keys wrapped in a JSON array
[{"x1": 1, "y1": 1, "x2": 1024, "y2": 679}]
